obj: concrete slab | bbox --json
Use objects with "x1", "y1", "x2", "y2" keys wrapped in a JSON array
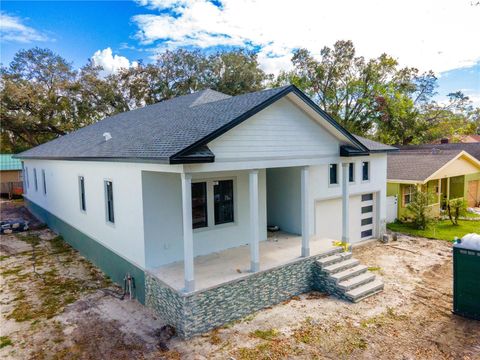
[{"x1": 150, "y1": 232, "x2": 336, "y2": 291}]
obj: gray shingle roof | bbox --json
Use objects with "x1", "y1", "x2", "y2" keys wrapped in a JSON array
[
  {"x1": 353, "y1": 135, "x2": 398, "y2": 152},
  {"x1": 16, "y1": 85, "x2": 393, "y2": 163},
  {"x1": 387, "y1": 148, "x2": 464, "y2": 181},
  {"x1": 398, "y1": 143, "x2": 480, "y2": 161}
]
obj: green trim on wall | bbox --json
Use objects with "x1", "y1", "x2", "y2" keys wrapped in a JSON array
[{"x1": 25, "y1": 199, "x2": 145, "y2": 304}]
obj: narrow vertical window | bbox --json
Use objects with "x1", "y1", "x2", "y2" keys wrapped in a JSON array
[
  {"x1": 349, "y1": 162, "x2": 355, "y2": 183},
  {"x1": 191, "y1": 182, "x2": 208, "y2": 229},
  {"x1": 105, "y1": 180, "x2": 114, "y2": 223},
  {"x1": 214, "y1": 180, "x2": 234, "y2": 225},
  {"x1": 329, "y1": 164, "x2": 338, "y2": 185},
  {"x1": 33, "y1": 168, "x2": 38, "y2": 191},
  {"x1": 42, "y1": 169, "x2": 47, "y2": 194},
  {"x1": 79, "y1": 176, "x2": 86, "y2": 211},
  {"x1": 362, "y1": 161, "x2": 370, "y2": 181}
]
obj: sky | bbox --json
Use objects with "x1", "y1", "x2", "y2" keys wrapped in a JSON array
[{"x1": 1, "y1": 0, "x2": 479, "y2": 105}]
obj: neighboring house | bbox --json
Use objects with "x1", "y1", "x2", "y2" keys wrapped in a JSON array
[
  {"x1": 0, "y1": 154, "x2": 23, "y2": 198},
  {"x1": 432, "y1": 135, "x2": 480, "y2": 144},
  {"x1": 387, "y1": 146, "x2": 480, "y2": 222},
  {"x1": 16, "y1": 85, "x2": 396, "y2": 337}
]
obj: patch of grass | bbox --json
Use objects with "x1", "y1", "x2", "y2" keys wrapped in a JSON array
[
  {"x1": 236, "y1": 340, "x2": 298, "y2": 360},
  {"x1": 250, "y1": 328, "x2": 279, "y2": 340},
  {"x1": 208, "y1": 329, "x2": 222, "y2": 345},
  {"x1": 387, "y1": 219, "x2": 480, "y2": 241},
  {"x1": 242, "y1": 314, "x2": 256, "y2": 322},
  {"x1": 367, "y1": 266, "x2": 382, "y2": 272},
  {"x1": 0, "y1": 255, "x2": 10, "y2": 261},
  {"x1": 360, "y1": 307, "x2": 407, "y2": 329},
  {"x1": 1, "y1": 266, "x2": 23, "y2": 277},
  {"x1": 0, "y1": 336, "x2": 13, "y2": 349}
]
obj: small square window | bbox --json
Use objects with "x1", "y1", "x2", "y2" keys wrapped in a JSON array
[
  {"x1": 362, "y1": 162, "x2": 370, "y2": 181},
  {"x1": 329, "y1": 164, "x2": 338, "y2": 185}
]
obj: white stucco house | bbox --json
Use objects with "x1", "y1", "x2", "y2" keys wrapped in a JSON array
[{"x1": 16, "y1": 85, "x2": 397, "y2": 337}]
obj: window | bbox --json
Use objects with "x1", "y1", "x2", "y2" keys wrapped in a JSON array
[
  {"x1": 33, "y1": 168, "x2": 38, "y2": 191},
  {"x1": 42, "y1": 169, "x2": 47, "y2": 194},
  {"x1": 105, "y1": 181, "x2": 114, "y2": 223},
  {"x1": 192, "y1": 182, "x2": 208, "y2": 228},
  {"x1": 361, "y1": 217, "x2": 373, "y2": 226},
  {"x1": 403, "y1": 185, "x2": 415, "y2": 206},
  {"x1": 361, "y1": 229, "x2": 373, "y2": 238},
  {"x1": 214, "y1": 180, "x2": 234, "y2": 225},
  {"x1": 362, "y1": 161, "x2": 370, "y2": 181},
  {"x1": 79, "y1": 176, "x2": 86, "y2": 212},
  {"x1": 348, "y1": 162, "x2": 355, "y2": 182},
  {"x1": 329, "y1": 164, "x2": 338, "y2": 185},
  {"x1": 361, "y1": 205, "x2": 373, "y2": 214},
  {"x1": 361, "y1": 193, "x2": 373, "y2": 201}
]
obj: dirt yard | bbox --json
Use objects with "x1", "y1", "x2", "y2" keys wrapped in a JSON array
[{"x1": 1, "y1": 200, "x2": 479, "y2": 359}]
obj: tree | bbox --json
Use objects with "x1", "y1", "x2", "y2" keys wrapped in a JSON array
[
  {"x1": 1, "y1": 48, "x2": 78, "y2": 152},
  {"x1": 446, "y1": 198, "x2": 467, "y2": 226},
  {"x1": 406, "y1": 187, "x2": 435, "y2": 230}
]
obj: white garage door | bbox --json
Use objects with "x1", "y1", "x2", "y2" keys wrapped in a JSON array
[{"x1": 315, "y1": 193, "x2": 375, "y2": 244}]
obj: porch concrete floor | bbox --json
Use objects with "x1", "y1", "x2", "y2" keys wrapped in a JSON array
[{"x1": 150, "y1": 232, "x2": 336, "y2": 292}]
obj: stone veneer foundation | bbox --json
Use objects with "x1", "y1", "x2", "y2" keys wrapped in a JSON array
[{"x1": 145, "y1": 247, "x2": 342, "y2": 338}]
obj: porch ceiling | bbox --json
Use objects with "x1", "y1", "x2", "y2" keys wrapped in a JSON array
[{"x1": 150, "y1": 232, "x2": 336, "y2": 292}]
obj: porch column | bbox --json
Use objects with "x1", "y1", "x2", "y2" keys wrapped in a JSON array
[
  {"x1": 249, "y1": 170, "x2": 260, "y2": 272},
  {"x1": 181, "y1": 173, "x2": 194, "y2": 292},
  {"x1": 341, "y1": 162, "x2": 350, "y2": 244},
  {"x1": 447, "y1": 177, "x2": 451, "y2": 201},
  {"x1": 301, "y1": 166, "x2": 310, "y2": 257}
]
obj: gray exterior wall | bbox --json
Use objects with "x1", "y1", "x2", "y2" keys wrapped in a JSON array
[{"x1": 266, "y1": 167, "x2": 302, "y2": 234}]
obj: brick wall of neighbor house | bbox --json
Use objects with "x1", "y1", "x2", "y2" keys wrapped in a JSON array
[{"x1": 145, "y1": 250, "x2": 339, "y2": 338}]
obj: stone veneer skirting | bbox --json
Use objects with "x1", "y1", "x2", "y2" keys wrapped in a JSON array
[{"x1": 145, "y1": 248, "x2": 341, "y2": 338}]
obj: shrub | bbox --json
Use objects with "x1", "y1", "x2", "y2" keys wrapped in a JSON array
[
  {"x1": 446, "y1": 198, "x2": 466, "y2": 225},
  {"x1": 406, "y1": 188, "x2": 435, "y2": 230}
]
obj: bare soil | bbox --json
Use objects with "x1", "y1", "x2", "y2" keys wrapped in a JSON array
[{"x1": 1, "y1": 200, "x2": 479, "y2": 359}]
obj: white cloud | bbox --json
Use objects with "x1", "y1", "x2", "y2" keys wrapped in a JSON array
[
  {"x1": 132, "y1": 0, "x2": 480, "y2": 75},
  {"x1": 0, "y1": 11, "x2": 48, "y2": 43},
  {"x1": 91, "y1": 48, "x2": 138, "y2": 75}
]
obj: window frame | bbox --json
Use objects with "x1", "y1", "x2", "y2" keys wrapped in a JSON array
[
  {"x1": 329, "y1": 163, "x2": 339, "y2": 186},
  {"x1": 104, "y1": 180, "x2": 115, "y2": 224},
  {"x1": 79, "y1": 176, "x2": 86, "y2": 212},
  {"x1": 362, "y1": 161, "x2": 370, "y2": 182},
  {"x1": 33, "y1": 168, "x2": 38, "y2": 191},
  {"x1": 348, "y1": 162, "x2": 355, "y2": 183},
  {"x1": 402, "y1": 185, "x2": 415, "y2": 207},
  {"x1": 42, "y1": 169, "x2": 47, "y2": 195},
  {"x1": 213, "y1": 179, "x2": 235, "y2": 226},
  {"x1": 192, "y1": 181, "x2": 208, "y2": 229}
]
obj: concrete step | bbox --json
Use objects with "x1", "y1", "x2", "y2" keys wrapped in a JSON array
[
  {"x1": 322, "y1": 258, "x2": 360, "y2": 275},
  {"x1": 345, "y1": 279, "x2": 384, "y2": 302},
  {"x1": 337, "y1": 272, "x2": 376, "y2": 292},
  {"x1": 330, "y1": 264, "x2": 368, "y2": 283},
  {"x1": 316, "y1": 252, "x2": 352, "y2": 268},
  {"x1": 316, "y1": 246, "x2": 344, "y2": 259}
]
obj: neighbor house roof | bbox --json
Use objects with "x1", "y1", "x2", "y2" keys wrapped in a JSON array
[
  {"x1": 16, "y1": 85, "x2": 393, "y2": 164},
  {"x1": 353, "y1": 135, "x2": 398, "y2": 153},
  {"x1": 397, "y1": 143, "x2": 480, "y2": 161},
  {"x1": 0, "y1": 154, "x2": 22, "y2": 171},
  {"x1": 387, "y1": 147, "x2": 480, "y2": 183}
]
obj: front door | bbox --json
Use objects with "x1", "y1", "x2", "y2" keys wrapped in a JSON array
[{"x1": 467, "y1": 180, "x2": 479, "y2": 207}]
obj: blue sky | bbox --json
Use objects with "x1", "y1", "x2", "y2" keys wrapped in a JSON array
[{"x1": 1, "y1": 0, "x2": 479, "y2": 105}]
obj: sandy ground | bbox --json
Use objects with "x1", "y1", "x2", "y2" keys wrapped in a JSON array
[{"x1": 1, "y1": 200, "x2": 479, "y2": 359}]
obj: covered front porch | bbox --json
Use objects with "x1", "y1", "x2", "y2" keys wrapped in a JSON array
[
  {"x1": 142, "y1": 162, "x2": 354, "y2": 293},
  {"x1": 150, "y1": 231, "x2": 336, "y2": 291}
]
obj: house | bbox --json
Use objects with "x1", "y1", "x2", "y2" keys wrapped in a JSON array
[
  {"x1": 387, "y1": 145, "x2": 480, "y2": 222},
  {"x1": 16, "y1": 85, "x2": 396, "y2": 337},
  {"x1": 433, "y1": 135, "x2": 480, "y2": 144},
  {"x1": 0, "y1": 154, "x2": 23, "y2": 198}
]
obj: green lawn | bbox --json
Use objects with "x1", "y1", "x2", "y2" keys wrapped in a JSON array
[{"x1": 387, "y1": 220, "x2": 480, "y2": 241}]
